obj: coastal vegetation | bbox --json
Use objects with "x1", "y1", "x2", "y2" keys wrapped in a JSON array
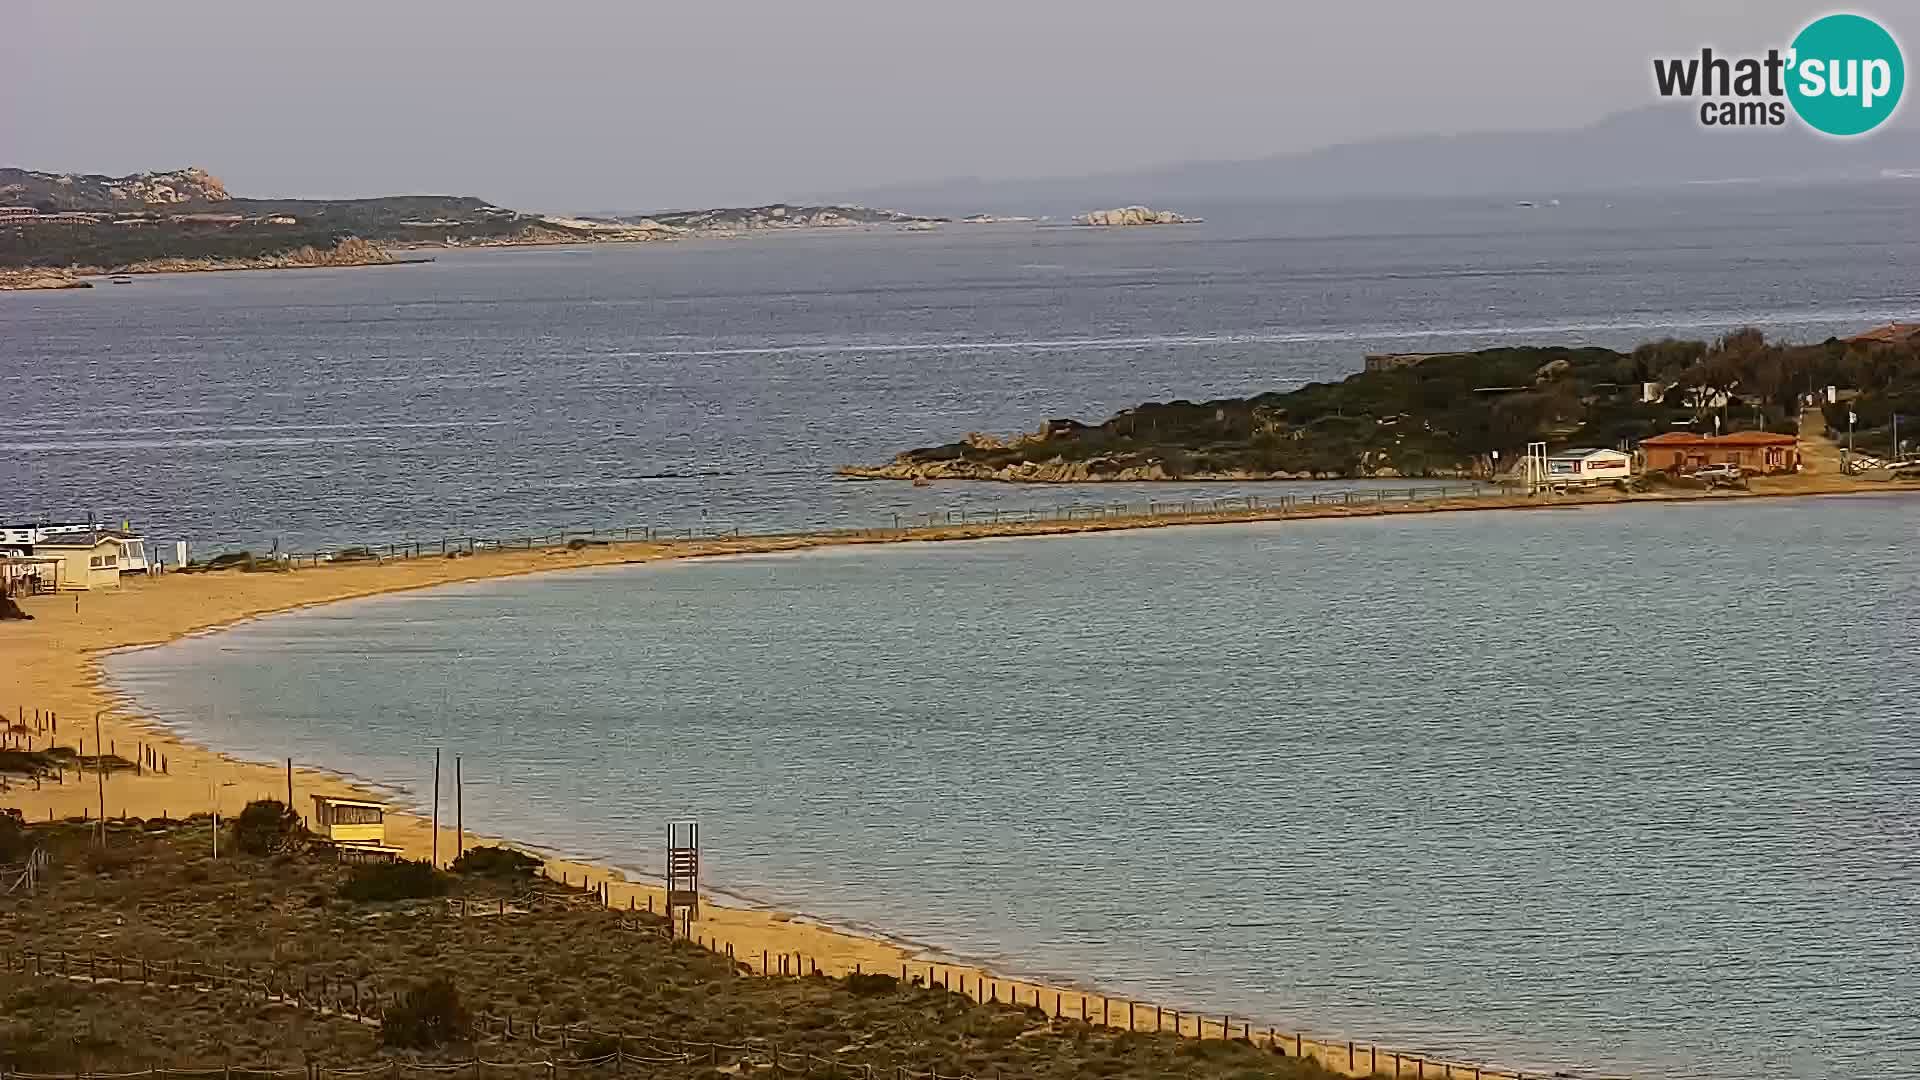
[
  {"x1": 0, "y1": 167, "x2": 952, "y2": 279},
  {"x1": 845, "y1": 330, "x2": 1920, "y2": 481},
  {"x1": 0, "y1": 818, "x2": 1345, "y2": 1078}
]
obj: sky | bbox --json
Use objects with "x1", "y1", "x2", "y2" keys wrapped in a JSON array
[{"x1": 0, "y1": 0, "x2": 1882, "y2": 211}]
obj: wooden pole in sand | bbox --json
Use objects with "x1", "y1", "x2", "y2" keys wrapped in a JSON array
[
  {"x1": 285, "y1": 758, "x2": 293, "y2": 810},
  {"x1": 431, "y1": 749, "x2": 441, "y2": 867},
  {"x1": 93, "y1": 711, "x2": 106, "y2": 845},
  {"x1": 455, "y1": 755, "x2": 463, "y2": 862}
]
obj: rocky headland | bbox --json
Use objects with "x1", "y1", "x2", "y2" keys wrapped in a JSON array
[
  {"x1": 0, "y1": 166, "x2": 230, "y2": 209},
  {"x1": 111, "y1": 236, "x2": 401, "y2": 275},
  {"x1": 611, "y1": 203, "x2": 947, "y2": 234},
  {"x1": 1073, "y1": 205, "x2": 1200, "y2": 226},
  {"x1": 3, "y1": 167, "x2": 959, "y2": 279},
  {"x1": 838, "y1": 335, "x2": 1876, "y2": 483}
]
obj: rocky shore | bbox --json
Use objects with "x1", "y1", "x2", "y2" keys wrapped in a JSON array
[
  {"x1": 838, "y1": 338, "x2": 1860, "y2": 484},
  {"x1": 0, "y1": 268, "x2": 91, "y2": 290},
  {"x1": 835, "y1": 459, "x2": 1431, "y2": 482},
  {"x1": 1073, "y1": 205, "x2": 1200, "y2": 226},
  {"x1": 113, "y1": 236, "x2": 399, "y2": 275}
]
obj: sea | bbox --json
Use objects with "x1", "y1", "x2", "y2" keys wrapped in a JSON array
[
  {"x1": 18, "y1": 181, "x2": 1920, "y2": 1079},
  {"x1": 5, "y1": 182, "x2": 1920, "y2": 551},
  {"x1": 105, "y1": 499, "x2": 1920, "y2": 1080}
]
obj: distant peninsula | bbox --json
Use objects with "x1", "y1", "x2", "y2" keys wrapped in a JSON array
[
  {"x1": 839, "y1": 331, "x2": 1916, "y2": 482},
  {"x1": 0, "y1": 167, "x2": 953, "y2": 287}
]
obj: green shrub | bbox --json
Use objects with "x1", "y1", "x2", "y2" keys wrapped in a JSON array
[
  {"x1": 449, "y1": 845, "x2": 542, "y2": 879},
  {"x1": 380, "y1": 975, "x2": 469, "y2": 1048},
  {"x1": 340, "y1": 858, "x2": 447, "y2": 902},
  {"x1": 843, "y1": 972, "x2": 899, "y2": 996},
  {"x1": 231, "y1": 799, "x2": 302, "y2": 856},
  {"x1": 0, "y1": 808, "x2": 26, "y2": 862}
]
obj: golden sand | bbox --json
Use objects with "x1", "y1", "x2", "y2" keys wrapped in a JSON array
[{"x1": 1, "y1": 451, "x2": 1908, "y2": 1077}]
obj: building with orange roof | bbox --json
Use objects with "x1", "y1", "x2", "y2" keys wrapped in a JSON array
[
  {"x1": 1845, "y1": 323, "x2": 1920, "y2": 346},
  {"x1": 1640, "y1": 431, "x2": 1800, "y2": 475}
]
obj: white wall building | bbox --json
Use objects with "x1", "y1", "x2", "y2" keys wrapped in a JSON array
[
  {"x1": 1545, "y1": 447, "x2": 1633, "y2": 486},
  {"x1": 0, "y1": 521, "x2": 151, "y2": 587}
]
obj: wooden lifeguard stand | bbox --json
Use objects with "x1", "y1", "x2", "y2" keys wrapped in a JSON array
[
  {"x1": 666, "y1": 820, "x2": 700, "y2": 932},
  {"x1": 311, "y1": 795, "x2": 402, "y2": 862}
]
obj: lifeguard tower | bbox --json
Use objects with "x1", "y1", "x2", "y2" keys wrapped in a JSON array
[{"x1": 311, "y1": 795, "x2": 403, "y2": 862}]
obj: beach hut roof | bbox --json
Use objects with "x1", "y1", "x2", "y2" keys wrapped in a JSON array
[{"x1": 312, "y1": 795, "x2": 386, "y2": 810}]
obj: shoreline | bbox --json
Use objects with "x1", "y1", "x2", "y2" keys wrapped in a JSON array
[
  {"x1": 3, "y1": 475, "x2": 1907, "y2": 1079},
  {"x1": 102, "y1": 255, "x2": 434, "y2": 277}
]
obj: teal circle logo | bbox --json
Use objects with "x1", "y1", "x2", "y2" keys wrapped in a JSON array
[{"x1": 1787, "y1": 13, "x2": 1905, "y2": 136}]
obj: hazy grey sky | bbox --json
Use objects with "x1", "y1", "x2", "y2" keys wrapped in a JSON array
[{"x1": 0, "y1": 0, "x2": 1875, "y2": 210}]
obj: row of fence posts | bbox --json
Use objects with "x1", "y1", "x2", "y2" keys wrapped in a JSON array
[
  {"x1": 5, "y1": 846, "x2": 1545, "y2": 1080},
  {"x1": 521, "y1": 863, "x2": 1542, "y2": 1080},
  {"x1": 8, "y1": 745, "x2": 1535, "y2": 1080},
  {"x1": 246, "y1": 483, "x2": 1501, "y2": 569},
  {"x1": 1, "y1": 706, "x2": 168, "y2": 790},
  {"x1": 6, "y1": 936, "x2": 1539, "y2": 1080}
]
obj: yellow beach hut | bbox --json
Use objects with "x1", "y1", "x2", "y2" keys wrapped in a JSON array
[{"x1": 311, "y1": 795, "x2": 402, "y2": 861}]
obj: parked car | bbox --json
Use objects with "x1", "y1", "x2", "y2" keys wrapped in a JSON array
[{"x1": 1690, "y1": 464, "x2": 1743, "y2": 482}]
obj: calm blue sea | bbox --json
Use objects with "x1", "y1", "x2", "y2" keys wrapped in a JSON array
[
  {"x1": 6, "y1": 182, "x2": 1920, "y2": 550},
  {"x1": 105, "y1": 498, "x2": 1920, "y2": 1080},
  {"x1": 22, "y1": 182, "x2": 1920, "y2": 1079}
]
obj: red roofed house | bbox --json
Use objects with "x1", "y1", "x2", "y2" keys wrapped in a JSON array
[
  {"x1": 1640, "y1": 431, "x2": 1801, "y2": 475},
  {"x1": 1846, "y1": 323, "x2": 1920, "y2": 346}
]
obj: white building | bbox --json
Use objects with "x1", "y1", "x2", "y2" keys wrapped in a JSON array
[
  {"x1": 1545, "y1": 447, "x2": 1634, "y2": 486},
  {"x1": 36, "y1": 523, "x2": 148, "y2": 573},
  {"x1": 0, "y1": 521, "x2": 151, "y2": 588}
]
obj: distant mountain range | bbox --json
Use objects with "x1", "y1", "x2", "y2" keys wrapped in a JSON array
[{"x1": 835, "y1": 107, "x2": 1920, "y2": 215}]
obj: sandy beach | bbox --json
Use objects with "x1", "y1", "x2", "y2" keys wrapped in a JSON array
[{"x1": 2, "y1": 446, "x2": 1908, "y2": 1077}]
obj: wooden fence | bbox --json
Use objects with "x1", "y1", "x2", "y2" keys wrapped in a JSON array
[
  {"x1": 530, "y1": 872, "x2": 1606, "y2": 1080},
  {"x1": 0, "y1": 847, "x2": 47, "y2": 896},
  {"x1": 207, "y1": 483, "x2": 1506, "y2": 570},
  {"x1": 0, "y1": 706, "x2": 169, "y2": 785},
  {"x1": 0, "y1": 812, "x2": 1609, "y2": 1080},
  {"x1": 1, "y1": 946, "x2": 989, "y2": 1080}
]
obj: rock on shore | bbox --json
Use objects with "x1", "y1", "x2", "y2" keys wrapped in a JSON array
[
  {"x1": 0, "y1": 268, "x2": 91, "y2": 290},
  {"x1": 114, "y1": 236, "x2": 396, "y2": 274},
  {"x1": 1072, "y1": 206, "x2": 1200, "y2": 226},
  {"x1": 836, "y1": 461, "x2": 1373, "y2": 483}
]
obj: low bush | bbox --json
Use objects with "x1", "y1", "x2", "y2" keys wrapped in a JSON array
[
  {"x1": 449, "y1": 845, "x2": 542, "y2": 879},
  {"x1": 340, "y1": 859, "x2": 447, "y2": 903},
  {"x1": 0, "y1": 749, "x2": 57, "y2": 778},
  {"x1": 231, "y1": 799, "x2": 303, "y2": 856},
  {"x1": 380, "y1": 975, "x2": 470, "y2": 1048},
  {"x1": 0, "y1": 809, "x2": 26, "y2": 862},
  {"x1": 843, "y1": 972, "x2": 899, "y2": 996}
]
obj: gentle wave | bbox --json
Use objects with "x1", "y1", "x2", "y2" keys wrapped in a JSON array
[
  {"x1": 3, "y1": 435, "x2": 391, "y2": 452},
  {"x1": 618, "y1": 309, "x2": 1912, "y2": 360}
]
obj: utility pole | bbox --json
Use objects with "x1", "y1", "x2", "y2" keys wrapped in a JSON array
[
  {"x1": 431, "y1": 749, "x2": 441, "y2": 867},
  {"x1": 286, "y1": 757, "x2": 294, "y2": 810},
  {"x1": 454, "y1": 754, "x2": 463, "y2": 865},
  {"x1": 93, "y1": 711, "x2": 106, "y2": 846}
]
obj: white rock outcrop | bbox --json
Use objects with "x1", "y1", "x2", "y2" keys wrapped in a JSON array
[{"x1": 1072, "y1": 206, "x2": 1199, "y2": 226}]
